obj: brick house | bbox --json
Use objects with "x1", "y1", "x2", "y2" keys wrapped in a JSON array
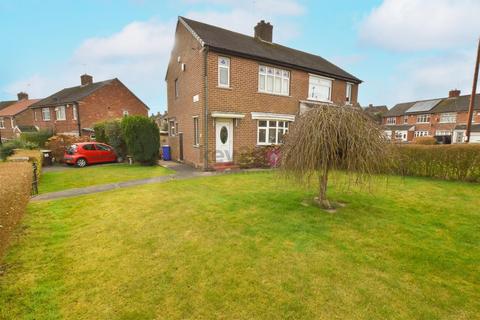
[
  {"x1": 0, "y1": 92, "x2": 40, "y2": 141},
  {"x1": 166, "y1": 17, "x2": 361, "y2": 169},
  {"x1": 382, "y1": 90, "x2": 480, "y2": 143},
  {"x1": 30, "y1": 75, "x2": 149, "y2": 136}
]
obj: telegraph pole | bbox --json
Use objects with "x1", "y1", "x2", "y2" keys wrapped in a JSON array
[{"x1": 466, "y1": 38, "x2": 480, "y2": 143}]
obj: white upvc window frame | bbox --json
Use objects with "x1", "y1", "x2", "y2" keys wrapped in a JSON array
[
  {"x1": 416, "y1": 114, "x2": 430, "y2": 124},
  {"x1": 384, "y1": 130, "x2": 392, "y2": 140},
  {"x1": 414, "y1": 130, "x2": 430, "y2": 137},
  {"x1": 218, "y1": 56, "x2": 230, "y2": 88},
  {"x1": 123, "y1": 110, "x2": 129, "y2": 117},
  {"x1": 403, "y1": 115, "x2": 408, "y2": 124},
  {"x1": 308, "y1": 74, "x2": 332, "y2": 103},
  {"x1": 257, "y1": 120, "x2": 290, "y2": 145},
  {"x1": 394, "y1": 130, "x2": 408, "y2": 141},
  {"x1": 346, "y1": 82, "x2": 353, "y2": 104},
  {"x1": 439, "y1": 112, "x2": 456, "y2": 123},
  {"x1": 193, "y1": 116, "x2": 199, "y2": 146},
  {"x1": 258, "y1": 65, "x2": 290, "y2": 96},
  {"x1": 0, "y1": 117, "x2": 4, "y2": 129},
  {"x1": 72, "y1": 105, "x2": 78, "y2": 120},
  {"x1": 42, "y1": 108, "x2": 51, "y2": 121},
  {"x1": 436, "y1": 130, "x2": 452, "y2": 136},
  {"x1": 386, "y1": 117, "x2": 396, "y2": 125},
  {"x1": 55, "y1": 106, "x2": 66, "y2": 121}
]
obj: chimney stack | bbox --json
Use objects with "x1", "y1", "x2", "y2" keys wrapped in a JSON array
[
  {"x1": 254, "y1": 20, "x2": 273, "y2": 43},
  {"x1": 449, "y1": 89, "x2": 461, "y2": 98},
  {"x1": 17, "y1": 92, "x2": 28, "y2": 100},
  {"x1": 81, "y1": 74, "x2": 93, "y2": 86}
]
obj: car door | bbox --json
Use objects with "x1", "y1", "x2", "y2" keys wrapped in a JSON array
[
  {"x1": 95, "y1": 144, "x2": 116, "y2": 163},
  {"x1": 81, "y1": 144, "x2": 98, "y2": 163}
]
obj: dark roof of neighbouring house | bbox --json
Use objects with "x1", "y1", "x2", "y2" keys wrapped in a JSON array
[
  {"x1": 179, "y1": 17, "x2": 361, "y2": 83},
  {"x1": 431, "y1": 94, "x2": 480, "y2": 113},
  {"x1": 383, "y1": 124, "x2": 415, "y2": 131},
  {"x1": 0, "y1": 100, "x2": 16, "y2": 111},
  {"x1": 364, "y1": 105, "x2": 388, "y2": 114},
  {"x1": 384, "y1": 102, "x2": 416, "y2": 117},
  {"x1": 0, "y1": 99, "x2": 41, "y2": 117},
  {"x1": 454, "y1": 124, "x2": 480, "y2": 132},
  {"x1": 31, "y1": 79, "x2": 115, "y2": 108}
]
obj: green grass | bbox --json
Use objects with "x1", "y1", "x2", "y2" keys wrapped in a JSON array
[
  {"x1": 38, "y1": 163, "x2": 173, "y2": 194},
  {"x1": 1, "y1": 172, "x2": 479, "y2": 319}
]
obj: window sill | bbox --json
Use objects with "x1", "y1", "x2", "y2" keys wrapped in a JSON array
[
  {"x1": 217, "y1": 86, "x2": 232, "y2": 90},
  {"x1": 257, "y1": 91, "x2": 290, "y2": 97},
  {"x1": 307, "y1": 98, "x2": 333, "y2": 104},
  {"x1": 193, "y1": 144, "x2": 200, "y2": 148}
]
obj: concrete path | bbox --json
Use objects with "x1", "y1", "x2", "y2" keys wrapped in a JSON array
[{"x1": 31, "y1": 161, "x2": 213, "y2": 202}]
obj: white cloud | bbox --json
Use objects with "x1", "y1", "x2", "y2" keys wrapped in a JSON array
[
  {"x1": 359, "y1": 0, "x2": 480, "y2": 51},
  {"x1": 184, "y1": 0, "x2": 305, "y2": 16}
]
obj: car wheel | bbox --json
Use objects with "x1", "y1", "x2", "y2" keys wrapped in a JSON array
[{"x1": 76, "y1": 158, "x2": 88, "y2": 168}]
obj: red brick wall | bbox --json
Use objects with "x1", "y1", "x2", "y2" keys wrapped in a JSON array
[
  {"x1": 33, "y1": 79, "x2": 148, "y2": 135},
  {"x1": 167, "y1": 22, "x2": 360, "y2": 169},
  {"x1": 0, "y1": 109, "x2": 35, "y2": 140}
]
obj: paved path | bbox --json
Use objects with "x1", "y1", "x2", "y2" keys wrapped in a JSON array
[{"x1": 31, "y1": 161, "x2": 214, "y2": 202}]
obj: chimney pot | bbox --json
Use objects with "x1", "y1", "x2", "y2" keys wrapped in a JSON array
[
  {"x1": 254, "y1": 20, "x2": 273, "y2": 43},
  {"x1": 17, "y1": 92, "x2": 28, "y2": 100},
  {"x1": 81, "y1": 74, "x2": 93, "y2": 86},
  {"x1": 449, "y1": 89, "x2": 461, "y2": 98}
]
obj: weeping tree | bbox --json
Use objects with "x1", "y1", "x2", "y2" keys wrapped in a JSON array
[{"x1": 281, "y1": 104, "x2": 388, "y2": 209}]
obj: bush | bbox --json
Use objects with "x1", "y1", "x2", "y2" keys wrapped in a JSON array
[
  {"x1": 0, "y1": 161, "x2": 32, "y2": 259},
  {"x1": 9, "y1": 149, "x2": 43, "y2": 180},
  {"x1": 389, "y1": 144, "x2": 480, "y2": 182},
  {"x1": 45, "y1": 135, "x2": 91, "y2": 163},
  {"x1": 0, "y1": 139, "x2": 38, "y2": 160},
  {"x1": 238, "y1": 146, "x2": 281, "y2": 169},
  {"x1": 94, "y1": 119, "x2": 127, "y2": 159},
  {"x1": 121, "y1": 116, "x2": 160, "y2": 165},
  {"x1": 20, "y1": 129, "x2": 53, "y2": 147},
  {"x1": 412, "y1": 136, "x2": 437, "y2": 145}
]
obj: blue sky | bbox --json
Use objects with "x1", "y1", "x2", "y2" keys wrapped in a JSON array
[{"x1": 1, "y1": 0, "x2": 479, "y2": 114}]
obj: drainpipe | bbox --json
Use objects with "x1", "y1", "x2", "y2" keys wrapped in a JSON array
[
  {"x1": 76, "y1": 102, "x2": 82, "y2": 136},
  {"x1": 203, "y1": 46, "x2": 209, "y2": 171}
]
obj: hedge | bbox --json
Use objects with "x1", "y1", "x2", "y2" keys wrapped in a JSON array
[
  {"x1": 20, "y1": 129, "x2": 53, "y2": 147},
  {"x1": 121, "y1": 116, "x2": 160, "y2": 165},
  {"x1": 390, "y1": 144, "x2": 480, "y2": 182},
  {"x1": 9, "y1": 149, "x2": 43, "y2": 180},
  {"x1": 0, "y1": 161, "x2": 32, "y2": 259}
]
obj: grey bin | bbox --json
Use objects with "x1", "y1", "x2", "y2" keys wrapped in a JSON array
[{"x1": 40, "y1": 150, "x2": 53, "y2": 166}]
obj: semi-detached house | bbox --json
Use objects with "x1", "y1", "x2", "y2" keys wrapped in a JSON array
[{"x1": 166, "y1": 17, "x2": 362, "y2": 170}]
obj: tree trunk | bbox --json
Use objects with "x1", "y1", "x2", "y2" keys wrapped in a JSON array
[{"x1": 317, "y1": 168, "x2": 331, "y2": 209}]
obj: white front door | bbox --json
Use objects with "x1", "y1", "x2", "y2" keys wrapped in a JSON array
[{"x1": 215, "y1": 119, "x2": 233, "y2": 163}]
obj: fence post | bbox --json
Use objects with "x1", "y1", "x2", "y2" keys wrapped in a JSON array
[{"x1": 31, "y1": 162, "x2": 38, "y2": 196}]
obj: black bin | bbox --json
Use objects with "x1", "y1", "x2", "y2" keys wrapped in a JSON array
[{"x1": 41, "y1": 150, "x2": 53, "y2": 166}]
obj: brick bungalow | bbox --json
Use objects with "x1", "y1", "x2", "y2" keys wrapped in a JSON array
[
  {"x1": 383, "y1": 90, "x2": 480, "y2": 143},
  {"x1": 0, "y1": 92, "x2": 40, "y2": 141},
  {"x1": 30, "y1": 75, "x2": 149, "y2": 136},
  {"x1": 166, "y1": 17, "x2": 361, "y2": 170}
]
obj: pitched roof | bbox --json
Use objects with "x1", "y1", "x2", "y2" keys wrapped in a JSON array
[
  {"x1": 383, "y1": 124, "x2": 414, "y2": 131},
  {"x1": 31, "y1": 79, "x2": 115, "y2": 108},
  {"x1": 0, "y1": 100, "x2": 16, "y2": 111},
  {"x1": 0, "y1": 99, "x2": 40, "y2": 117},
  {"x1": 384, "y1": 102, "x2": 416, "y2": 117},
  {"x1": 180, "y1": 17, "x2": 361, "y2": 83},
  {"x1": 432, "y1": 94, "x2": 480, "y2": 113}
]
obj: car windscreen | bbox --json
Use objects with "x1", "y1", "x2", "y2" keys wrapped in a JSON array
[{"x1": 66, "y1": 145, "x2": 77, "y2": 155}]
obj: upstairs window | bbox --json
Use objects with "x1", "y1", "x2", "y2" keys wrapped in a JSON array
[
  {"x1": 257, "y1": 120, "x2": 290, "y2": 145},
  {"x1": 55, "y1": 106, "x2": 66, "y2": 121},
  {"x1": 258, "y1": 65, "x2": 289, "y2": 96},
  {"x1": 346, "y1": 83, "x2": 353, "y2": 104},
  {"x1": 308, "y1": 75, "x2": 332, "y2": 102},
  {"x1": 439, "y1": 112, "x2": 456, "y2": 123},
  {"x1": 72, "y1": 105, "x2": 78, "y2": 120},
  {"x1": 416, "y1": 114, "x2": 430, "y2": 123},
  {"x1": 218, "y1": 57, "x2": 230, "y2": 87},
  {"x1": 386, "y1": 117, "x2": 396, "y2": 125},
  {"x1": 404, "y1": 115, "x2": 408, "y2": 124},
  {"x1": 0, "y1": 117, "x2": 4, "y2": 129},
  {"x1": 42, "y1": 108, "x2": 51, "y2": 121}
]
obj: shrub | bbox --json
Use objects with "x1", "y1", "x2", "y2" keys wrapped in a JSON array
[
  {"x1": 45, "y1": 135, "x2": 91, "y2": 163},
  {"x1": 94, "y1": 119, "x2": 127, "y2": 159},
  {"x1": 9, "y1": 149, "x2": 43, "y2": 180},
  {"x1": 389, "y1": 144, "x2": 480, "y2": 182},
  {"x1": 20, "y1": 129, "x2": 53, "y2": 147},
  {"x1": 0, "y1": 161, "x2": 32, "y2": 259},
  {"x1": 0, "y1": 139, "x2": 38, "y2": 160},
  {"x1": 121, "y1": 116, "x2": 160, "y2": 165},
  {"x1": 412, "y1": 136, "x2": 437, "y2": 145},
  {"x1": 238, "y1": 146, "x2": 281, "y2": 169}
]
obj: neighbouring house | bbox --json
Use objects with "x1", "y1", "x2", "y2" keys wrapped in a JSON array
[
  {"x1": 152, "y1": 111, "x2": 169, "y2": 132},
  {"x1": 363, "y1": 104, "x2": 388, "y2": 124},
  {"x1": 382, "y1": 89, "x2": 480, "y2": 143},
  {"x1": 0, "y1": 92, "x2": 40, "y2": 141},
  {"x1": 30, "y1": 75, "x2": 149, "y2": 137},
  {"x1": 166, "y1": 17, "x2": 361, "y2": 169}
]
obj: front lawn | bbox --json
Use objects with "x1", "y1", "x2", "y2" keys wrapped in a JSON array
[
  {"x1": 1, "y1": 173, "x2": 479, "y2": 319},
  {"x1": 38, "y1": 163, "x2": 173, "y2": 194}
]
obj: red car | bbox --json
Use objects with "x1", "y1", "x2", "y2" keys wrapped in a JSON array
[{"x1": 64, "y1": 142, "x2": 117, "y2": 167}]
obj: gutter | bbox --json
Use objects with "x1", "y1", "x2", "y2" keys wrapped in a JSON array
[{"x1": 203, "y1": 46, "x2": 210, "y2": 171}]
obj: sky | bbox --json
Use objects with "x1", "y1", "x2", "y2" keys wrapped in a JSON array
[{"x1": 1, "y1": 0, "x2": 479, "y2": 114}]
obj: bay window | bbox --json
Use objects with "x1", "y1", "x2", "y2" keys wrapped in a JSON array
[
  {"x1": 258, "y1": 65, "x2": 289, "y2": 96},
  {"x1": 308, "y1": 75, "x2": 332, "y2": 102},
  {"x1": 257, "y1": 120, "x2": 290, "y2": 145}
]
